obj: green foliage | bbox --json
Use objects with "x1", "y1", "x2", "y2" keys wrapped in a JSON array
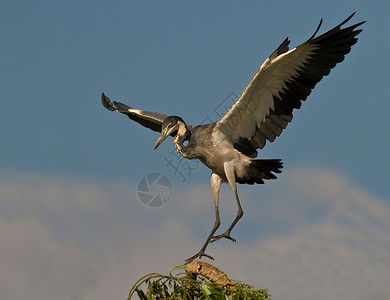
[{"x1": 128, "y1": 265, "x2": 270, "y2": 300}]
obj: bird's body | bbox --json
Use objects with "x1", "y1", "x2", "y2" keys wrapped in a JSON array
[
  {"x1": 156, "y1": 118, "x2": 282, "y2": 184},
  {"x1": 102, "y1": 13, "x2": 364, "y2": 262}
]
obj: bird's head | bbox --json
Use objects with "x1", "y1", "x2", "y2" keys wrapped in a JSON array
[{"x1": 154, "y1": 116, "x2": 185, "y2": 150}]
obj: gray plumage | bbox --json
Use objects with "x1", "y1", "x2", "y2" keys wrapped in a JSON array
[{"x1": 102, "y1": 13, "x2": 364, "y2": 263}]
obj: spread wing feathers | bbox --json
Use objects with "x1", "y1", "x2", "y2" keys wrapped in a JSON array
[
  {"x1": 215, "y1": 13, "x2": 364, "y2": 151},
  {"x1": 101, "y1": 93, "x2": 168, "y2": 133}
]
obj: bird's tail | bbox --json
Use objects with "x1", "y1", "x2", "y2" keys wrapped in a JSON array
[
  {"x1": 251, "y1": 159, "x2": 283, "y2": 180},
  {"x1": 237, "y1": 159, "x2": 283, "y2": 185}
]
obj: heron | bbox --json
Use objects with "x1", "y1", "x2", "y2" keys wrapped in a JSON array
[{"x1": 102, "y1": 13, "x2": 364, "y2": 263}]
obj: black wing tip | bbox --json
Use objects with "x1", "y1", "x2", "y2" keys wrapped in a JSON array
[
  {"x1": 308, "y1": 12, "x2": 365, "y2": 42},
  {"x1": 101, "y1": 93, "x2": 134, "y2": 112},
  {"x1": 113, "y1": 101, "x2": 132, "y2": 111},
  {"x1": 309, "y1": 18, "x2": 323, "y2": 41},
  {"x1": 340, "y1": 12, "x2": 366, "y2": 30},
  {"x1": 101, "y1": 92, "x2": 116, "y2": 111},
  {"x1": 340, "y1": 11, "x2": 357, "y2": 27},
  {"x1": 270, "y1": 37, "x2": 290, "y2": 59}
]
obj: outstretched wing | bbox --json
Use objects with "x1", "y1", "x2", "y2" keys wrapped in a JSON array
[
  {"x1": 101, "y1": 93, "x2": 168, "y2": 133},
  {"x1": 215, "y1": 13, "x2": 365, "y2": 153}
]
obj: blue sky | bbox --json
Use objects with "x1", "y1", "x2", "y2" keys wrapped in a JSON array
[
  {"x1": 2, "y1": 0, "x2": 389, "y2": 197},
  {"x1": 1, "y1": 1, "x2": 390, "y2": 299}
]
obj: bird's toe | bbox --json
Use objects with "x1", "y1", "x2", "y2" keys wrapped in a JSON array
[
  {"x1": 210, "y1": 233, "x2": 236, "y2": 243},
  {"x1": 185, "y1": 251, "x2": 214, "y2": 263}
]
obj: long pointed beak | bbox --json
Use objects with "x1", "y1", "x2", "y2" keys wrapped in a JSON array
[{"x1": 153, "y1": 131, "x2": 169, "y2": 151}]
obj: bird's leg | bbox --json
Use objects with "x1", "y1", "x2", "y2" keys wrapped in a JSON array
[
  {"x1": 210, "y1": 188, "x2": 242, "y2": 243},
  {"x1": 211, "y1": 165, "x2": 243, "y2": 243},
  {"x1": 185, "y1": 173, "x2": 221, "y2": 263}
]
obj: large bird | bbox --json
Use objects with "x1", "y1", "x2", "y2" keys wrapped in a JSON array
[{"x1": 102, "y1": 13, "x2": 364, "y2": 263}]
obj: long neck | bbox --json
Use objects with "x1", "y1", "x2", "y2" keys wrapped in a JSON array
[{"x1": 173, "y1": 121, "x2": 194, "y2": 159}]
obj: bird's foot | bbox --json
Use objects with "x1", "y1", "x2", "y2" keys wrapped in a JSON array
[
  {"x1": 210, "y1": 232, "x2": 236, "y2": 243},
  {"x1": 185, "y1": 250, "x2": 214, "y2": 263}
]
